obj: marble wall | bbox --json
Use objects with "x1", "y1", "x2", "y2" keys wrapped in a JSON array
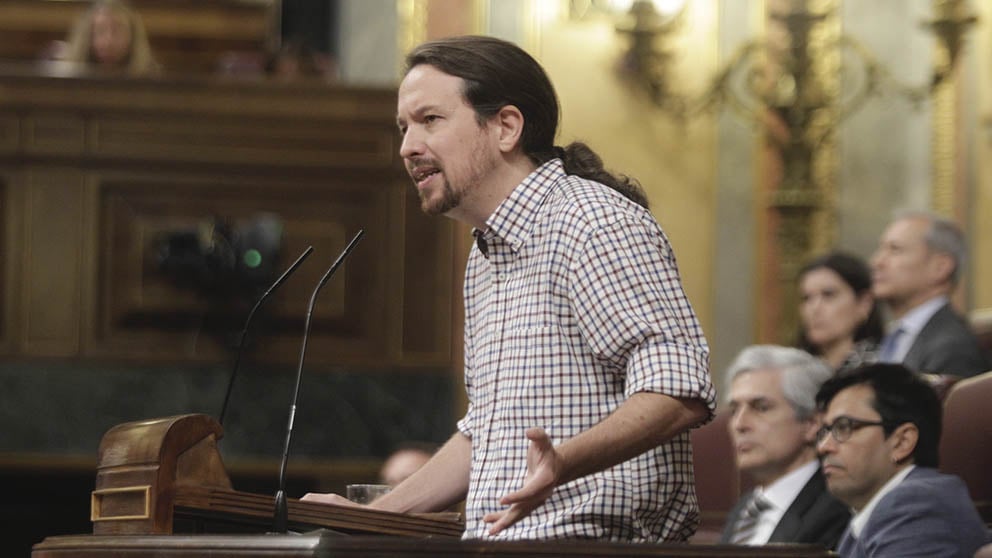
[{"x1": 0, "y1": 362, "x2": 453, "y2": 460}]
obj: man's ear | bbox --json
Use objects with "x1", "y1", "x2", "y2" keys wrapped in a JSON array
[
  {"x1": 888, "y1": 422, "x2": 919, "y2": 463},
  {"x1": 494, "y1": 104, "x2": 524, "y2": 153},
  {"x1": 856, "y1": 291, "x2": 874, "y2": 324},
  {"x1": 927, "y1": 251, "x2": 955, "y2": 286}
]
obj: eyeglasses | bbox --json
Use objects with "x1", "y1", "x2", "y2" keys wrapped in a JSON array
[{"x1": 816, "y1": 416, "x2": 887, "y2": 444}]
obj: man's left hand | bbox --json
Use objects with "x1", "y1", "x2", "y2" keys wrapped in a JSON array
[{"x1": 483, "y1": 427, "x2": 563, "y2": 535}]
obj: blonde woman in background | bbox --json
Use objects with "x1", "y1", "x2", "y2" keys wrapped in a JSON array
[{"x1": 63, "y1": 0, "x2": 161, "y2": 76}]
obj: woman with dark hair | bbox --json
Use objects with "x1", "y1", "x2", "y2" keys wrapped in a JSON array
[{"x1": 797, "y1": 251, "x2": 883, "y2": 373}]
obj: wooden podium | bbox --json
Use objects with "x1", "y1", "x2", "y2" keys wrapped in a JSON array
[
  {"x1": 33, "y1": 534, "x2": 834, "y2": 558},
  {"x1": 87, "y1": 414, "x2": 463, "y2": 538}
]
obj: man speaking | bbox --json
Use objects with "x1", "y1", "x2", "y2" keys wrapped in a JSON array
[{"x1": 304, "y1": 35, "x2": 715, "y2": 543}]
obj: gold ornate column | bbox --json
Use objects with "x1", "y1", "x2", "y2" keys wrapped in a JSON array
[
  {"x1": 758, "y1": 0, "x2": 841, "y2": 343},
  {"x1": 930, "y1": 71, "x2": 955, "y2": 218},
  {"x1": 398, "y1": 0, "x2": 428, "y2": 70},
  {"x1": 926, "y1": 0, "x2": 978, "y2": 313},
  {"x1": 926, "y1": 0, "x2": 978, "y2": 220}
]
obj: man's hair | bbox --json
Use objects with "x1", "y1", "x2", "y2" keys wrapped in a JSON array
[
  {"x1": 895, "y1": 210, "x2": 966, "y2": 285},
  {"x1": 724, "y1": 345, "x2": 834, "y2": 421},
  {"x1": 815, "y1": 363, "x2": 942, "y2": 467},
  {"x1": 404, "y1": 35, "x2": 648, "y2": 208},
  {"x1": 796, "y1": 251, "x2": 884, "y2": 353}
]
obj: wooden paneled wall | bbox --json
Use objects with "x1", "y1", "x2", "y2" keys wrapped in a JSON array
[{"x1": 0, "y1": 66, "x2": 454, "y2": 368}]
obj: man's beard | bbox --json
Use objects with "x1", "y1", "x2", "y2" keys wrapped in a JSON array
[
  {"x1": 420, "y1": 177, "x2": 461, "y2": 216},
  {"x1": 412, "y1": 129, "x2": 497, "y2": 217}
]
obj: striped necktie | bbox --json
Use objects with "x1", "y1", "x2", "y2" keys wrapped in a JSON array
[{"x1": 730, "y1": 492, "x2": 771, "y2": 544}]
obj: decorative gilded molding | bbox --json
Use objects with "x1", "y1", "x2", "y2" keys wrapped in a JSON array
[
  {"x1": 926, "y1": 0, "x2": 978, "y2": 220},
  {"x1": 762, "y1": 0, "x2": 842, "y2": 342},
  {"x1": 807, "y1": 0, "x2": 839, "y2": 255},
  {"x1": 474, "y1": 0, "x2": 490, "y2": 35},
  {"x1": 520, "y1": 0, "x2": 550, "y2": 57},
  {"x1": 397, "y1": 0, "x2": 428, "y2": 77}
]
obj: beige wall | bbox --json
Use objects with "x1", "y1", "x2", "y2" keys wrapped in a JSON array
[{"x1": 534, "y1": 5, "x2": 719, "y2": 338}]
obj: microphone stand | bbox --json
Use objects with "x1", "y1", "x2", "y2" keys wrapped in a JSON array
[
  {"x1": 219, "y1": 245, "x2": 314, "y2": 427},
  {"x1": 273, "y1": 230, "x2": 364, "y2": 533}
]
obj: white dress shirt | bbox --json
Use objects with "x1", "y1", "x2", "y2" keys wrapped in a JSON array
[
  {"x1": 884, "y1": 296, "x2": 947, "y2": 363},
  {"x1": 745, "y1": 460, "x2": 820, "y2": 545},
  {"x1": 849, "y1": 465, "x2": 916, "y2": 538}
]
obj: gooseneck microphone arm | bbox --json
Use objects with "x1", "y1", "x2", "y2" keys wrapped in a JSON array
[
  {"x1": 218, "y1": 245, "x2": 314, "y2": 427},
  {"x1": 273, "y1": 229, "x2": 365, "y2": 534}
]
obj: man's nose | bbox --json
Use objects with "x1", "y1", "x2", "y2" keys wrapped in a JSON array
[
  {"x1": 816, "y1": 432, "x2": 836, "y2": 455},
  {"x1": 870, "y1": 249, "x2": 884, "y2": 269},
  {"x1": 729, "y1": 408, "x2": 749, "y2": 432},
  {"x1": 399, "y1": 128, "x2": 423, "y2": 159}
]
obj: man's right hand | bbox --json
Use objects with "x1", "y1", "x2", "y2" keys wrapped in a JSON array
[{"x1": 299, "y1": 432, "x2": 472, "y2": 515}]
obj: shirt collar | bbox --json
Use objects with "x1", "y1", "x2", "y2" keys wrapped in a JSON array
[
  {"x1": 892, "y1": 296, "x2": 947, "y2": 337},
  {"x1": 758, "y1": 459, "x2": 820, "y2": 513},
  {"x1": 848, "y1": 465, "x2": 915, "y2": 538},
  {"x1": 473, "y1": 158, "x2": 564, "y2": 255}
]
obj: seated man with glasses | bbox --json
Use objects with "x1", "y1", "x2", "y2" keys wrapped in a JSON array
[{"x1": 815, "y1": 363, "x2": 989, "y2": 558}]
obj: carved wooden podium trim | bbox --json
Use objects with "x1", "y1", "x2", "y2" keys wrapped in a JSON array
[
  {"x1": 91, "y1": 485, "x2": 152, "y2": 522},
  {"x1": 92, "y1": 414, "x2": 233, "y2": 535}
]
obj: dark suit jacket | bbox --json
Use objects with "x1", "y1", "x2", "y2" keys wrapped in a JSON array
[
  {"x1": 837, "y1": 467, "x2": 989, "y2": 558},
  {"x1": 903, "y1": 303, "x2": 990, "y2": 377},
  {"x1": 720, "y1": 468, "x2": 850, "y2": 549}
]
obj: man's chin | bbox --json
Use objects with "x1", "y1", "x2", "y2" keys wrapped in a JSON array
[
  {"x1": 735, "y1": 456, "x2": 765, "y2": 474},
  {"x1": 871, "y1": 286, "x2": 892, "y2": 299},
  {"x1": 421, "y1": 202, "x2": 455, "y2": 216},
  {"x1": 419, "y1": 194, "x2": 459, "y2": 216}
]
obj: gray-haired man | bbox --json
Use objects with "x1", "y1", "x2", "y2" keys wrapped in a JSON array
[
  {"x1": 871, "y1": 212, "x2": 989, "y2": 376},
  {"x1": 721, "y1": 345, "x2": 850, "y2": 549}
]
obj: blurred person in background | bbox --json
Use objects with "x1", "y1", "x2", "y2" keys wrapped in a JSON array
[
  {"x1": 380, "y1": 444, "x2": 434, "y2": 488},
  {"x1": 63, "y1": 0, "x2": 161, "y2": 76},
  {"x1": 871, "y1": 212, "x2": 989, "y2": 377},
  {"x1": 265, "y1": 37, "x2": 337, "y2": 82},
  {"x1": 797, "y1": 252, "x2": 883, "y2": 374}
]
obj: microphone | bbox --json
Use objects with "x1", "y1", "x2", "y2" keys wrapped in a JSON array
[
  {"x1": 273, "y1": 229, "x2": 365, "y2": 534},
  {"x1": 218, "y1": 245, "x2": 314, "y2": 427}
]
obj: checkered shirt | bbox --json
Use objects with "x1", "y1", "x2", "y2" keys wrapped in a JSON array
[{"x1": 457, "y1": 159, "x2": 716, "y2": 542}]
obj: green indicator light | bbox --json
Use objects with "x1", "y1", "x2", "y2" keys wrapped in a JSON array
[{"x1": 243, "y1": 249, "x2": 262, "y2": 268}]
